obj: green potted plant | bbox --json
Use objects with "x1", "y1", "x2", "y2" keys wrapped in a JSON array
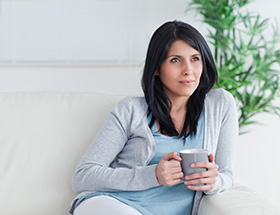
[{"x1": 188, "y1": 0, "x2": 280, "y2": 133}]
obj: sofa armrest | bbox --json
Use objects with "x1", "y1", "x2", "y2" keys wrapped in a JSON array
[{"x1": 198, "y1": 180, "x2": 280, "y2": 215}]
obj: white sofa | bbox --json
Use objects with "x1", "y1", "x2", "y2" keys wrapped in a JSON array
[{"x1": 0, "y1": 92, "x2": 279, "y2": 215}]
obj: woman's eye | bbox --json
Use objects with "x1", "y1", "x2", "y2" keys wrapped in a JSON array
[
  {"x1": 192, "y1": 57, "x2": 200, "y2": 61},
  {"x1": 171, "y1": 58, "x2": 180, "y2": 63}
]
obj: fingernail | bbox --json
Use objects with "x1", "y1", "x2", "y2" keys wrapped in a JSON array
[{"x1": 191, "y1": 164, "x2": 195, "y2": 168}]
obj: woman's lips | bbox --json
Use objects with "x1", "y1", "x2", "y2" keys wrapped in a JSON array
[{"x1": 179, "y1": 80, "x2": 195, "y2": 85}]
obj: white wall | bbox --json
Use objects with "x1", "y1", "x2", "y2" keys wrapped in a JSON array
[
  {"x1": 236, "y1": 109, "x2": 280, "y2": 205},
  {"x1": 0, "y1": 0, "x2": 279, "y2": 205}
]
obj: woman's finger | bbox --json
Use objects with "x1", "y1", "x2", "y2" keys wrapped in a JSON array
[{"x1": 183, "y1": 154, "x2": 219, "y2": 191}]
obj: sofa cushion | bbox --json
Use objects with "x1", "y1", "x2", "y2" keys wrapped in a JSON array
[
  {"x1": 0, "y1": 92, "x2": 124, "y2": 215},
  {"x1": 198, "y1": 180, "x2": 280, "y2": 215}
]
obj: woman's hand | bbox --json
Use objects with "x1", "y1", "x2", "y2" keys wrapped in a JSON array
[
  {"x1": 184, "y1": 154, "x2": 219, "y2": 191},
  {"x1": 156, "y1": 152, "x2": 183, "y2": 186}
]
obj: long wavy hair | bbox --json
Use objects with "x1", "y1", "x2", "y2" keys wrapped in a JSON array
[{"x1": 141, "y1": 20, "x2": 217, "y2": 140}]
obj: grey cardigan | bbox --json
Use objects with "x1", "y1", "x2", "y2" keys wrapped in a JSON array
[{"x1": 69, "y1": 88, "x2": 238, "y2": 214}]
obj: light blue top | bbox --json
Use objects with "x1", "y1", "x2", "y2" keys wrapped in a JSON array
[{"x1": 74, "y1": 108, "x2": 205, "y2": 215}]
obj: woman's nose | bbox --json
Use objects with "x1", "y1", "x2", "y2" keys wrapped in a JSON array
[{"x1": 182, "y1": 63, "x2": 193, "y2": 75}]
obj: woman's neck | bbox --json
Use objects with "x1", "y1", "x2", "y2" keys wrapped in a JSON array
[
  {"x1": 169, "y1": 96, "x2": 188, "y2": 114},
  {"x1": 169, "y1": 98, "x2": 188, "y2": 134}
]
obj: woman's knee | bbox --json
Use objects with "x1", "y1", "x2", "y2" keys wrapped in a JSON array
[{"x1": 73, "y1": 196, "x2": 142, "y2": 215}]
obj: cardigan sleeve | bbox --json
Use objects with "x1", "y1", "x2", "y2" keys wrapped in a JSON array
[
  {"x1": 204, "y1": 89, "x2": 239, "y2": 195},
  {"x1": 72, "y1": 97, "x2": 160, "y2": 193}
]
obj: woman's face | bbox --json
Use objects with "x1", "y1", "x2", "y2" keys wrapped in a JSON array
[{"x1": 156, "y1": 40, "x2": 203, "y2": 102}]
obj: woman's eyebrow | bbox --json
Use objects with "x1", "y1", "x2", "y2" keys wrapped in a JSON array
[
  {"x1": 167, "y1": 54, "x2": 182, "y2": 58},
  {"x1": 191, "y1": 53, "x2": 201, "y2": 57},
  {"x1": 167, "y1": 53, "x2": 201, "y2": 58}
]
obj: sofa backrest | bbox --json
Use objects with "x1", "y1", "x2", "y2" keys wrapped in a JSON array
[{"x1": 0, "y1": 92, "x2": 124, "y2": 215}]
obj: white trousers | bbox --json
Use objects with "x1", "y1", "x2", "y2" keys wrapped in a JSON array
[{"x1": 73, "y1": 196, "x2": 142, "y2": 215}]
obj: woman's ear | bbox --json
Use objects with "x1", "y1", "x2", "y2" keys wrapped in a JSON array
[{"x1": 155, "y1": 70, "x2": 159, "y2": 76}]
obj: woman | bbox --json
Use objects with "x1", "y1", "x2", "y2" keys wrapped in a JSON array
[{"x1": 68, "y1": 20, "x2": 238, "y2": 215}]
